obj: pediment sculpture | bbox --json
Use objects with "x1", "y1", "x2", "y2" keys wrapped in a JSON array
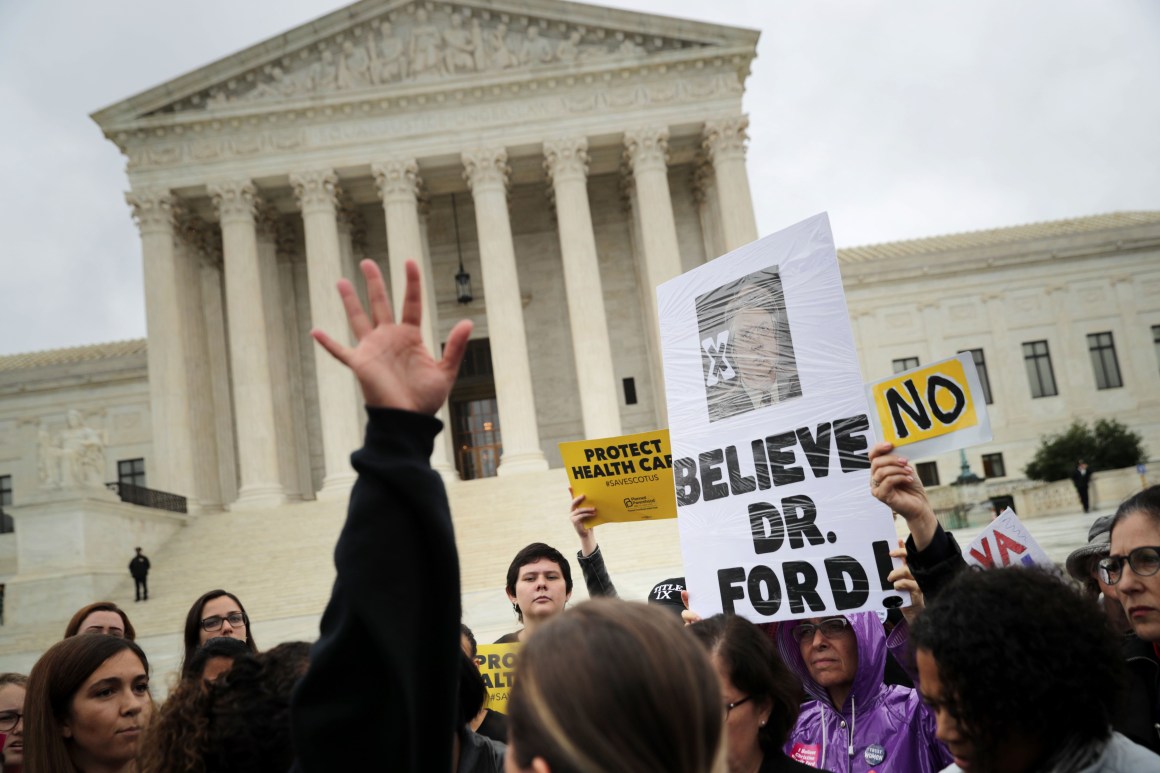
[{"x1": 157, "y1": 4, "x2": 694, "y2": 115}]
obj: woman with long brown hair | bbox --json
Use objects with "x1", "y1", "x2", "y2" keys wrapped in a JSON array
[{"x1": 23, "y1": 635, "x2": 152, "y2": 773}]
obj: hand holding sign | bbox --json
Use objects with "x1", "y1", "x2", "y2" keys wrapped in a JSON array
[
  {"x1": 569, "y1": 491, "x2": 598, "y2": 557},
  {"x1": 869, "y1": 442, "x2": 939, "y2": 551}
]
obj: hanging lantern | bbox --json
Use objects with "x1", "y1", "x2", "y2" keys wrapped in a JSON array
[{"x1": 451, "y1": 193, "x2": 472, "y2": 304}]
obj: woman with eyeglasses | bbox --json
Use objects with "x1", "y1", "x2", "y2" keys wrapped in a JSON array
[
  {"x1": 689, "y1": 615, "x2": 813, "y2": 773},
  {"x1": 0, "y1": 673, "x2": 27, "y2": 773},
  {"x1": 1102, "y1": 485, "x2": 1160, "y2": 754},
  {"x1": 775, "y1": 613, "x2": 950, "y2": 773},
  {"x1": 179, "y1": 590, "x2": 258, "y2": 680}
]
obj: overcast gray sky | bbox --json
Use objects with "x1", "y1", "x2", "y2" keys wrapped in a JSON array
[{"x1": 1, "y1": 0, "x2": 1156, "y2": 356}]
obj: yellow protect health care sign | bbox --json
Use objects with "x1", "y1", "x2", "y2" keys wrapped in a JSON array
[
  {"x1": 559, "y1": 430, "x2": 677, "y2": 527},
  {"x1": 474, "y1": 643, "x2": 519, "y2": 714},
  {"x1": 866, "y1": 352, "x2": 992, "y2": 460}
]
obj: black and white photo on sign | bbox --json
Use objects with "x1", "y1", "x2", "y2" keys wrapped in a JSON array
[{"x1": 696, "y1": 269, "x2": 801, "y2": 422}]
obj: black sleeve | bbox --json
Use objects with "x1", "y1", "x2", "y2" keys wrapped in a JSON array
[
  {"x1": 577, "y1": 545, "x2": 619, "y2": 599},
  {"x1": 290, "y1": 408, "x2": 460, "y2": 773},
  {"x1": 905, "y1": 523, "x2": 968, "y2": 602}
]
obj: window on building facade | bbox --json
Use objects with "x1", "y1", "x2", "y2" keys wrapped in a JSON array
[
  {"x1": 892, "y1": 357, "x2": 920, "y2": 374},
  {"x1": 0, "y1": 475, "x2": 12, "y2": 534},
  {"x1": 117, "y1": 459, "x2": 146, "y2": 488},
  {"x1": 1022, "y1": 340, "x2": 1058, "y2": 398},
  {"x1": 916, "y1": 461, "x2": 940, "y2": 488},
  {"x1": 982, "y1": 453, "x2": 1006, "y2": 479},
  {"x1": 1087, "y1": 332, "x2": 1123, "y2": 390},
  {"x1": 958, "y1": 348, "x2": 993, "y2": 404}
]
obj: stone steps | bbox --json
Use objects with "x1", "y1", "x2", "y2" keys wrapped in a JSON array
[{"x1": 0, "y1": 464, "x2": 687, "y2": 678}]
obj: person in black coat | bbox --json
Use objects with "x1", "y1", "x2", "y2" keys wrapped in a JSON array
[
  {"x1": 289, "y1": 258, "x2": 473, "y2": 773},
  {"x1": 129, "y1": 547, "x2": 150, "y2": 601},
  {"x1": 1072, "y1": 460, "x2": 1092, "y2": 513}
]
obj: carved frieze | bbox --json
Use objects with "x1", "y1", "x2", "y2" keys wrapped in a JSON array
[
  {"x1": 123, "y1": 71, "x2": 741, "y2": 172},
  {"x1": 150, "y1": 5, "x2": 703, "y2": 117}
]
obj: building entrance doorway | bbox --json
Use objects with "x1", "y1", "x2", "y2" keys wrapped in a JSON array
[{"x1": 449, "y1": 339, "x2": 501, "y2": 480}]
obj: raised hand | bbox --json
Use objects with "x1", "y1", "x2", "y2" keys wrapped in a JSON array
[
  {"x1": 869, "y1": 441, "x2": 938, "y2": 550},
  {"x1": 312, "y1": 259, "x2": 473, "y2": 415}
]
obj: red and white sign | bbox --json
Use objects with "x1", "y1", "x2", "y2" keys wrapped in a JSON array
[{"x1": 964, "y1": 508, "x2": 1052, "y2": 569}]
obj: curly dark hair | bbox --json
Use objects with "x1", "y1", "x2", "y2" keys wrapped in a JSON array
[
  {"x1": 202, "y1": 641, "x2": 311, "y2": 773},
  {"x1": 911, "y1": 567, "x2": 1122, "y2": 769},
  {"x1": 139, "y1": 641, "x2": 311, "y2": 773},
  {"x1": 688, "y1": 614, "x2": 801, "y2": 753}
]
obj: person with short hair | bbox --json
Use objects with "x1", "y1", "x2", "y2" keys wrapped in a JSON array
[
  {"x1": 708, "y1": 283, "x2": 802, "y2": 421},
  {"x1": 129, "y1": 547, "x2": 150, "y2": 602},
  {"x1": 1073, "y1": 459, "x2": 1093, "y2": 513},
  {"x1": 495, "y1": 543, "x2": 573, "y2": 643},
  {"x1": 506, "y1": 598, "x2": 725, "y2": 773},
  {"x1": 689, "y1": 615, "x2": 812, "y2": 773},
  {"x1": 24, "y1": 634, "x2": 152, "y2": 773},
  {"x1": 180, "y1": 590, "x2": 257, "y2": 680},
  {"x1": 186, "y1": 636, "x2": 253, "y2": 684},
  {"x1": 0, "y1": 672, "x2": 28, "y2": 773},
  {"x1": 64, "y1": 601, "x2": 136, "y2": 640},
  {"x1": 913, "y1": 566, "x2": 1159, "y2": 772},
  {"x1": 776, "y1": 613, "x2": 949, "y2": 772}
]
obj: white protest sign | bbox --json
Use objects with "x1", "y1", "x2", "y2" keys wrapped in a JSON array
[
  {"x1": 658, "y1": 213, "x2": 906, "y2": 623},
  {"x1": 866, "y1": 353, "x2": 992, "y2": 460},
  {"x1": 964, "y1": 508, "x2": 1052, "y2": 569}
]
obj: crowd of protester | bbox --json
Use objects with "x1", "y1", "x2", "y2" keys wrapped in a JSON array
[{"x1": 3, "y1": 259, "x2": 1159, "y2": 772}]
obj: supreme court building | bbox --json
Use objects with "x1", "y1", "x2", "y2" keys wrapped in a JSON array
[{"x1": 93, "y1": 0, "x2": 759, "y2": 511}]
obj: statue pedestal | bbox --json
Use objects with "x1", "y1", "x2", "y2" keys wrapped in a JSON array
[{"x1": 5, "y1": 488, "x2": 187, "y2": 625}]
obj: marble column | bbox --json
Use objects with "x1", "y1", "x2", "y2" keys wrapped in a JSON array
[
  {"x1": 172, "y1": 212, "x2": 225, "y2": 511},
  {"x1": 462, "y1": 147, "x2": 548, "y2": 474},
  {"x1": 208, "y1": 180, "x2": 287, "y2": 507},
  {"x1": 372, "y1": 158, "x2": 456, "y2": 478},
  {"x1": 197, "y1": 242, "x2": 239, "y2": 505},
  {"x1": 125, "y1": 189, "x2": 199, "y2": 503},
  {"x1": 290, "y1": 170, "x2": 362, "y2": 496},
  {"x1": 256, "y1": 205, "x2": 303, "y2": 500},
  {"x1": 624, "y1": 126, "x2": 684, "y2": 418},
  {"x1": 544, "y1": 137, "x2": 622, "y2": 439},
  {"x1": 703, "y1": 115, "x2": 759, "y2": 252}
]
